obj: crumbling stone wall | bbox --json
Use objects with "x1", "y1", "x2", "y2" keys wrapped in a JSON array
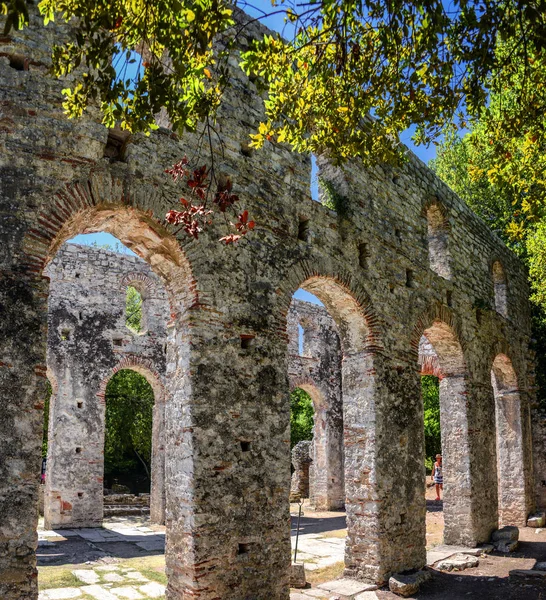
[
  {"x1": 288, "y1": 299, "x2": 344, "y2": 510},
  {"x1": 44, "y1": 243, "x2": 169, "y2": 528},
  {"x1": 0, "y1": 8, "x2": 536, "y2": 600}
]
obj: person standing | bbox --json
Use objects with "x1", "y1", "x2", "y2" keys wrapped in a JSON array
[{"x1": 431, "y1": 454, "x2": 443, "y2": 501}]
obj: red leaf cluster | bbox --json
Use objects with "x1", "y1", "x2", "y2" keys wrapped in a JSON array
[
  {"x1": 164, "y1": 156, "x2": 256, "y2": 244},
  {"x1": 165, "y1": 200, "x2": 213, "y2": 240},
  {"x1": 219, "y1": 210, "x2": 255, "y2": 245},
  {"x1": 213, "y1": 177, "x2": 239, "y2": 212}
]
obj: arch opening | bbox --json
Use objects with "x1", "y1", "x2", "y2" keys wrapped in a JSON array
[
  {"x1": 287, "y1": 277, "x2": 378, "y2": 580},
  {"x1": 419, "y1": 319, "x2": 474, "y2": 547}
]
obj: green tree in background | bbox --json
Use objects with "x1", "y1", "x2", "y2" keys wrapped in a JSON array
[
  {"x1": 422, "y1": 375, "x2": 441, "y2": 472},
  {"x1": 290, "y1": 388, "x2": 314, "y2": 449},
  {"x1": 125, "y1": 286, "x2": 143, "y2": 333},
  {"x1": 104, "y1": 369, "x2": 154, "y2": 487}
]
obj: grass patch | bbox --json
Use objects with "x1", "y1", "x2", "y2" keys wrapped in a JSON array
[
  {"x1": 38, "y1": 566, "x2": 84, "y2": 590},
  {"x1": 305, "y1": 561, "x2": 345, "y2": 586}
]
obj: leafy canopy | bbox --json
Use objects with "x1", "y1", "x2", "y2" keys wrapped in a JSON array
[{"x1": 3, "y1": 0, "x2": 546, "y2": 165}]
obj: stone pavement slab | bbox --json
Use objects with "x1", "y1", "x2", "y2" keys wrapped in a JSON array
[
  {"x1": 81, "y1": 585, "x2": 119, "y2": 600},
  {"x1": 39, "y1": 589, "x2": 82, "y2": 599},
  {"x1": 72, "y1": 569, "x2": 100, "y2": 584},
  {"x1": 426, "y1": 545, "x2": 484, "y2": 566},
  {"x1": 317, "y1": 578, "x2": 377, "y2": 596},
  {"x1": 110, "y1": 588, "x2": 145, "y2": 599},
  {"x1": 138, "y1": 582, "x2": 166, "y2": 598}
]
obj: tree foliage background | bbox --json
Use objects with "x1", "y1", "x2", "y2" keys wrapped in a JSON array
[
  {"x1": 104, "y1": 369, "x2": 154, "y2": 491},
  {"x1": 290, "y1": 387, "x2": 314, "y2": 449},
  {"x1": 422, "y1": 375, "x2": 441, "y2": 472}
]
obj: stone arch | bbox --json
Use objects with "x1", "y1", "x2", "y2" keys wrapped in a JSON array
[
  {"x1": 279, "y1": 264, "x2": 395, "y2": 582},
  {"x1": 491, "y1": 353, "x2": 527, "y2": 526},
  {"x1": 423, "y1": 198, "x2": 452, "y2": 279},
  {"x1": 97, "y1": 355, "x2": 166, "y2": 405},
  {"x1": 276, "y1": 259, "x2": 384, "y2": 353},
  {"x1": 24, "y1": 174, "x2": 196, "y2": 593},
  {"x1": 492, "y1": 260, "x2": 508, "y2": 318},
  {"x1": 413, "y1": 304, "x2": 477, "y2": 546},
  {"x1": 23, "y1": 174, "x2": 198, "y2": 319}
]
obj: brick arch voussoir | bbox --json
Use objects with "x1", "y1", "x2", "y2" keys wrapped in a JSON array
[
  {"x1": 97, "y1": 355, "x2": 166, "y2": 405},
  {"x1": 289, "y1": 376, "x2": 327, "y2": 409},
  {"x1": 121, "y1": 272, "x2": 156, "y2": 297},
  {"x1": 22, "y1": 172, "x2": 199, "y2": 313},
  {"x1": 411, "y1": 302, "x2": 467, "y2": 364},
  {"x1": 275, "y1": 259, "x2": 384, "y2": 353}
]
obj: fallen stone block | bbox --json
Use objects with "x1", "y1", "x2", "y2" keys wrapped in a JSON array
[
  {"x1": 436, "y1": 553, "x2": 479, "y2": 572},
  {"x1": 527, "y1": 512, "x2": 546, "y2": 528},
  {"x1": 388, "y1": 570, "x2": 431, "y2": 597},
  {"x1": 510, "y1": 569, "x2": 546, "y2": 580},
  {"x1": 495, "y1": 540, "x2": 518, "y2": 553},
  {"x1": 491, "y1": 526, "x2": 519, "y2": 542},
  {"x1": 290, "y1": 563, "x2": 307, "y2": 589}
]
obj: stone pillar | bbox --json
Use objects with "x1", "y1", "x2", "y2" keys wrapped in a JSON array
[
  {"x1": 150, "y1": 398, "x2": 166, "y2": 524},
  {"x1": 44, "y1": 373, "x2": 104, "y2": 529},
  {"x1": 164, "y1": 318, "x2": 290, "y2": 600},
  {"x1": 0, "y1": 271, "x2": 46, "y2": 600},
  {"x1": 291, "y1": 441, "x2": 312, "y2": 499},
  {"x1": 439, "y1": 376, "x2": 476, "y2": 545},
  {"x1": 495, "y1": 389, "x2": 527, "y2": 525},
  {"x1": 343, "y1": 354, "x2": 426, "y2": 585}
]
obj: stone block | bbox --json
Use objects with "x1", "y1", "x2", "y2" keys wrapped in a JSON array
[
  {"x1": 495, "y1": 540, "x2": 519, "y2": 553},
  {"x1": 491, "y1": 526, "x2": 519, "y2": 542},
  {"x1": 436, "y1": 553, "x2": 479, "y2": 572},
  {"x1": 527, "y1": 513, "x2": 546, "y2": 528},
  {"x1": 388, "y1": 571, "x2": 431, "y2": 597},
  {"x1": 290, "y1": 563, "x2": 307, "y2": 589}
]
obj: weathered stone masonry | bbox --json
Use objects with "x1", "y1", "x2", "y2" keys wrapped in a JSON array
[
  {"x1": 0, "y1": 7, "x2": 537, "y2": 600},
  {"x1": 44, "y1": 247, "x2": 340, "y2": 526},
  {"x1": 44, "y1": 243, "x2": 170, "y2": 528}
]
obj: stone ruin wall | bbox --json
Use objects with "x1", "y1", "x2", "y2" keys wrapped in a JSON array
[
  {"x1": 44, "y1": 243, "x2": 170, "y2": 528},
  {"x1": 44, "y1": 247, "x2": 340, "y2": 527},
  {"x1": 0, "y1": 7, "x2": 540, "y2": 599}
]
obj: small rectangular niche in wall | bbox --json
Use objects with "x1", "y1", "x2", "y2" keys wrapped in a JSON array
[
  {"x1": 358, "y1": 243, "x2": 369, "y2": 269},
  {"x1": 77, "y1": 401, "x2": 83, "y2": 409},
  {"x1": 405, "y1": 269, "x2": 414, "y2": 288},
  {"x1": 238, "y1": 543, "x2": 251, "y2": 555},
  {"x1": 61, "y1": 329, "x2": 71, "y2": 341},
  {"x1": 298, "y1": 217, "x2": 310, "y2": 242},
  {"x1": 75, "y1": 447, "x2": 82, "y2": 454},
  {"x1": 113, "y1": 338, "x2": 123, "y2": 347},
  {"x1": 240, "y1": 441, "x2": 251, "y2": 452},
  {"x1": 240, "y1": 335, "x2": 255, "y2": 350}
]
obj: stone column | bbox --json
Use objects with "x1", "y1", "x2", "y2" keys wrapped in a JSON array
[
  {"x1": 343, "y1": 354, "x2": 426, "y2": 585},
  {"x1": 164, "y1": 318, "x2": 290, "y2": 600},
  {"x1": 150, "y1": 398, "x2": 166, "y2": 524},
  {"x1": 0, "y1": 270, "x2": 47, "y2": 600},
  {"x1": 439, "y1": 376, "x2": 476, "y2": 545},
  {"x1": 44, "y1": 371, "x2": 105, "y2": 529}
]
